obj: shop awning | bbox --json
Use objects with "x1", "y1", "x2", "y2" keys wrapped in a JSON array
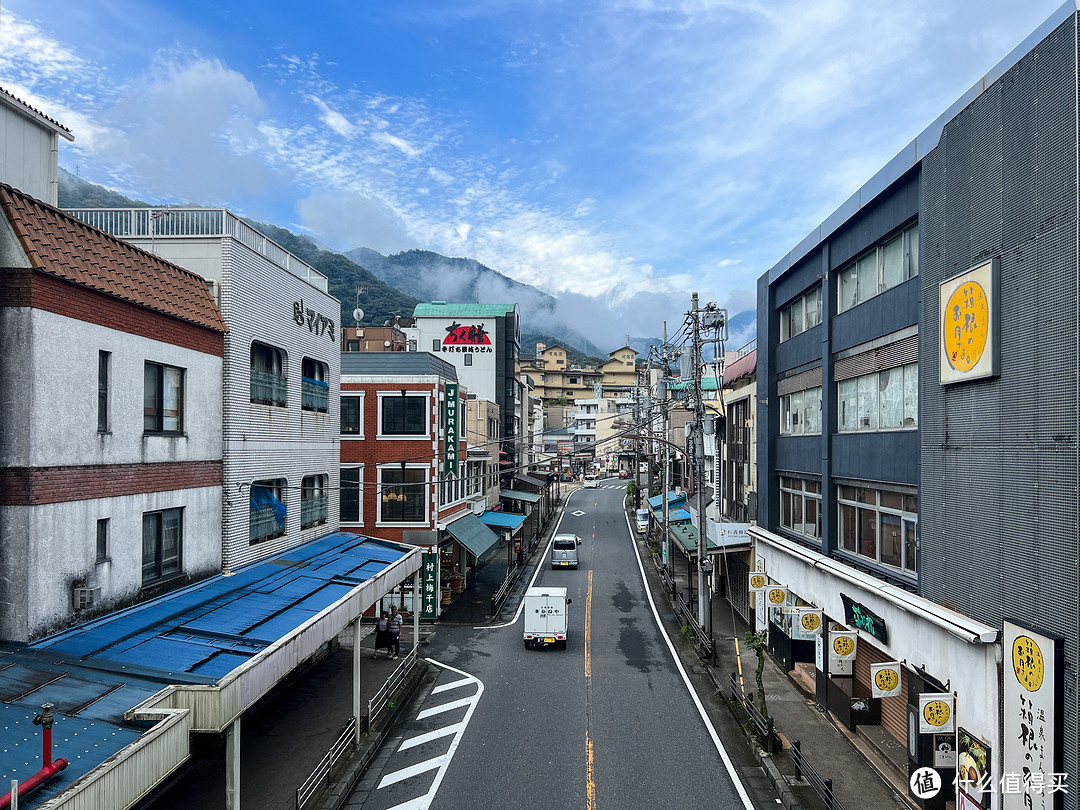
[
  {"x1": 446, "y1": 513, "x2": 501, "y2": 559},
  {"x1": 515, "y1": 474, "x2": 545, "y2": 488},
  {"x1": 670, "y1": 521, "x2": 752, "y2": 555},
  {"x1": 651, "y1": 505, "x2": 692, "y2": 522},
  {"x1": 500, "y1": 488, "x2": 542, "y2": 504},
  {"x1": 479, "y1": 510, "x2": 527, "y2": 532},
  {"x1": 648, "y1": 491, "x2": 686, "y2": 510}
]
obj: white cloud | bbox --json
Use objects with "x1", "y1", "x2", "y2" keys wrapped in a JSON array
[
  {"x1": 306, "y1": 95, "x2": 356, "y2": 138},
  {"x1": 371, "y1": 130, "x2": 421, "y2": 158}
]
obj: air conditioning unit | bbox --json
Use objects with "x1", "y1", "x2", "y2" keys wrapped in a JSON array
[
  {"x1": 469, "y1": 498, "x2": 486, "y2": 516},
  {"x1": 72, "y1": 586, "x2": 100, "y2": 611}
]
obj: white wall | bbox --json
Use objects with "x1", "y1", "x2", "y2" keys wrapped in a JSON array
[
  {"x1": 0, "y1": 108, "x2": 58, "y2": 204},
  {"x1": 412, "y1": 316, "x2": 497, "y2": 402}
]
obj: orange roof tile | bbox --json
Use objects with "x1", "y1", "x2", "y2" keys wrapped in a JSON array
[{"x1": 0, "y1": 183, "x2": 226, "y2": 333}]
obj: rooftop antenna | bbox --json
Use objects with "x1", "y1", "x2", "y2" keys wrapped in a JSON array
[{"x1": 352, "y1": 286, "x2": 366, "y2": 325}]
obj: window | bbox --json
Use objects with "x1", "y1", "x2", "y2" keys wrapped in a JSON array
[
  {"x1": 98, "y1": 351, "x2": 110, "y2": 432},
  {"x1": 250, "y1": 478, "x2": 287, "y2": 544},
  {"x1": 838, "y1": 363, "x2": 918, "y2": 432},
  {"x1": 779, "y1": 476, "x2": 821, "y2": 540},
  {"x1": 464, "y1": 354, "x2": 473, "y2": 367},
  {"x1": 340, "y1": 467, "x2": 362, "y2": 523},
  {"x1": 780, "y1": 387, "x2": 822, "y2": 435},
  {"x1": 251, "y1": 342, "x2": 287, "y2": 406},
  {"x1": 302, "y1": 358, "x2": 329, "y2": 412},
  {"x1": 837, "y1": 224, "x2": 919, "y2": 313},
  {"x1": 96, "y1": 518, "x2": 109, "y2": 562},
  {"x1": 144, "y1": 362, "x2": 184, "y2": 433},
  {"x1": 440, "y1": 471, "x2": 464, "y2": 506},
  {"x1": 142, "y1": 507, "x2": 182, "y2": 583},
  {"x1": 346, "y1": 340, "x2": 360, "y2": 351},
  {"x1": 780, "y1": 286, "x2": 822, "y2": 342},
  {"x1": 432, "y1": 339, "x2": 440, "y2": 352},
  {"x1": 837, "y1": 485, "x2": 917, "y2": 573},
  {"x1": 301, "y1": 474, "x2": 328, "y2": 529},
  {"x1": 381, "y1": 394, "x2": 426, "y2": 435},
  {"x1": 341, "y1": 396, "x2": 363, "y2": 434},
  {"x1": 380, "y1": 467, "x2": 426, "y2": 522}
]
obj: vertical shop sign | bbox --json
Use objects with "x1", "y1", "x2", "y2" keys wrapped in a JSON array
[
  {"x1": 1003, "y1": 620, "x2": 1064, "y2": 810},
  {"x1": 444, "y1": 383, "x2": 459, "y2": 476},
  {"x1": 828, "y1": 628, "x2": 856, "y2": 674},
  {"x1": 919, "y1": 693, "x2": 955, "y2": 734},
  {"x1": 871, "y1": 661, "x2": 903, "y2": 698},
  {"x1": 421, "y1": 552, "x2": 439, "y2": 619}
]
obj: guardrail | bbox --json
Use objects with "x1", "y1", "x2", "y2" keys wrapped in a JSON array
[
  {"x1": 674, "y1": 594, "x2": 714, "y2": 658},
  {"x1": 490, "y1": 560, "x2": 527, "y2": 618},
  {"x1": 295, "y1": 717, "x2": 356, "y2": 809},
  {"x1": 652, "y1": 553, "x2": 676, "y2": 593},
  {"x1": 791, "y1": 740, "x2": 846, "y2": 810},
  {"x1": 727, "y1": 671, "x2": 776, "y2": 754},
  {"x1": 367, "y1": 648, "x2": 417, "y2": 730}
]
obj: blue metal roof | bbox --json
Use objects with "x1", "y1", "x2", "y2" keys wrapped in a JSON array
[
  {"x1": 647, "y1": 491, "x2": 686, "y2": 509},
  {"x1": 478, "y1": 511, "x2": 527, "y2": 531}
]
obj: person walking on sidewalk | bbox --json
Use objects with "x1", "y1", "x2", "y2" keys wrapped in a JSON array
[
  {"x1": 386, "y1": 606, "x2": 403, "y2": 659},
  {"x1": 373, "y1": 610, "x2": 389, "y2": 658}
]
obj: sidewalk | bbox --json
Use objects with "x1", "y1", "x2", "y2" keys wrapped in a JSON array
[{"x1": 653, "y1": 536, "x2": 914, "y2": 810}]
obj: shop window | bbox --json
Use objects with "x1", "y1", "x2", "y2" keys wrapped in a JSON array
[
  {"x1": 142, "y1": 507, "x2": 182, "y2": 583},
  {"x1": 302, "y1": 357, "x2": 329, "y2": 412},
  {"x1": 380, "y1": 467, "x2": 426, "y2": 523},
  {"x1": 837, "y1": 485, "x2": 917, "y2": 573},
  {"x1": 251, "y1": 342, "x2": 287, "y2": 406},
  {"x1": 144, "y1": 362, "x2": 184, "y2": 434},
  {"x1": 301, "y1": 474, "x2": 328, "y2": 529},
  {"x1": 837, "y1": 223, "x2": 919, "y2": 313}
]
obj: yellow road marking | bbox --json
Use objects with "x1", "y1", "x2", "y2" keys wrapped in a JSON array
[
  {"x1": 585, "y1": 568, "x2": 595, "y2": 809},
  {"x1": 586, "y1": 730, "x2": 596, "y2": 810}
]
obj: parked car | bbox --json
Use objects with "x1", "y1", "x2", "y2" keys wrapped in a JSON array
[
  {"x1": 634, "y1": 508, "x2": 650, "y2": 533},
  {"x1": 618, "y1": 469, "x2": 630, "y2": 479}
]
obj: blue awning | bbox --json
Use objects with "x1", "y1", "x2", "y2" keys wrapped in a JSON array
[
  {"x1": 446, "y1": 513, "x2": 501, "y2": 558},
  {"x1": 479, "y1": 510, "x2": 527, "y2": 532}
]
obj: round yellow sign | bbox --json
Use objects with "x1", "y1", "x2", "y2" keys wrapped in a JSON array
[
  {"x1": 750, "y1": 574, "x2": 766, "y2": 590},
  {"x1": 832, "y1": 635, "x2": 854, "y2": 656},
  {"x1": 943, "y1": 280, "x2": 989, "y2": 372},
  {"x1": 874, "y1": 668, "x2": 899, "y2": 692},
  {"x1": 1012, "y1": 635, "x2": 1045, "y2": 692},
  {"x1": 800, "y1": 612, "x2": 821, "y2": 632},
  {"x1": 768, "y1": 588, "x2": 786, "y2": 605},
  {"x1": 923, "y1": 699, "x2": 951, "y2": 728}
]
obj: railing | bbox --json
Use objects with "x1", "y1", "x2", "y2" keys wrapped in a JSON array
[
  {"x1": 249, "y1": 507, "x2": 285, "y2": 544},
  {"x1": 791, "y1": 740, "x2": 846, "y2": 810},
  {"x1": 490, "y1": 561, "x2": 525, "y2": 618},
  {"x1": 737, "y1": 337, "x2": 757, "y2": 357},
  {"x1": 367, "y1": 648, "x2": 417, "y2": 730},
  {"x1": 251, "y1": 369, "x2": 287, "y2": 406},
  {"x1": 301, "y1": 497, "x2": 328, "y2": 529},
  {"x1": 674, "y1": 594, "x2": 714, "y2": 658},
  {"x1": 301, "y1": 377, "x2": 329, "y2": 412},
  {"x1": 727, "y1": 671, "x2": 776, "y2": 754},
  {"x1": 295, "y1": 717, "x2": 356, "y2": 810}
]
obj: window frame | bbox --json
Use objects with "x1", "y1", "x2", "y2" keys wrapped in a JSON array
[
  {"x1": 378, "y1": 391, "x2": 429, "y2": 438},
  {"x1": 301, "y1": 357, "x2": 330, "y2": 413},
  {"x1": 780, "y1": 386, "x2": 822, "y2": 436},
  {"x1": 836, "y1": 485, "x2": 918, "y2": 573},
  {"x1": 142, "y1": 507, "x2": 183, "y2": 584},
  {"x1": 143, "y1": 361, "x2": 184, "y2": 435},
  {"x1": 837, "y1": 223, "x2": 919, "y2": 313},
  {"x1": 779, "y1": 476, "x2": 822, "y2": 541},
  {"x1": 98, "y1": 350, "x2": 111, "y2": 433},
  {"x1": 301, "y1": 473, "x2": 329, "y2": 529},
  {"x1": 378, "y1": 465, "x2": 428, "y2": 525},
  {"x1": 340, "y1": 466, "x2": 363, "y2": 524},
  {"x1": 249, "y1": 478, "x2": 287, "y2": 545},
  {"x1": 837, "y1": 363, "x2": 919, "y2": 433},
  {"x1": 340, "y1": 394, "x2": 364, "y2": 435},
  {"x1": 250, "y1": 341, "x2": 288, "y2": 407},
  {"x1": 780, "y1": 286, "x2": 822, "y2": 342},
  {"x1": 96, "y1": 517, "x2": 109, "y2": 562}
]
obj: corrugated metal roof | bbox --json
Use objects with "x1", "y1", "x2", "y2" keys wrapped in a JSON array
[
  {"x1": 647, "y1": 491, "x2": 686, "y2": 509},
  {"x1": 445, "y1": 513, "x2": 500, "y2": 558},
  {"x1": 0, "y1": 183, "x2": 226, "y2": 333},
  {"x1": 479, "y1": 511, "x2": 527, "y2": 531},
  {"x1": 725, "y1": 349, "x2": 756, "y2": 384},
  {"x1": 500, "y1": 488, "x2": 542, "y2": 503},
  {"x1": 340, "y1": 351, "x2": 458, "y2": 380},
  {"x1": 413, "y1": 302, "x2": 516, "y2": 317},
  {"x1": 0, "y1": 85, "x2": 74, "y2": 139}
]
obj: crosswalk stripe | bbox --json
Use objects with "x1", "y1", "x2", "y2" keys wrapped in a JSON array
[
  {"x1": 431, "y1": 678, "x2": 472, "y2": 694},
  {"x1": 377, "y1": 754, "x2": 447, "y2": 789},
  {"x1": 399, "y1": 722, "x2": 464, "y2": 751},
  {"x1": 416, "y1": 696, "x2": 473, "y2": 720}
]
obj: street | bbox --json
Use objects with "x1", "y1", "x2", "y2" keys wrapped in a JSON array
[{"x1": 348, "y1": 483, "x2": 779, "y2": 810}]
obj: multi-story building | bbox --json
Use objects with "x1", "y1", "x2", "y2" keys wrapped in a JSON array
[
  {"x1": 753, "y1": 5, "x2": 1080, "y2": 806},
  {"x1": 598, "y1": 345, "x2": 639, "y2": 396},
  {"x1": 0, "y1": 182, "x2": 227, "y2": 641},
  {"x1": 65, "y1": 207, "x2": 342, "y2": 572},
  {"x1": 341, "y1": 324, "x2": 407, "y2": 352}
]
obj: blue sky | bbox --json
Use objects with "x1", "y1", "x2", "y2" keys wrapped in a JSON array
[{"x1": 0, "y1": 0, "x2": 1066, "y2": 349}]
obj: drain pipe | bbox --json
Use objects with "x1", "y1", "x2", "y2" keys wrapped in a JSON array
[{"x1": 0, "y1": 705, "x2": 69, "y2": 810}]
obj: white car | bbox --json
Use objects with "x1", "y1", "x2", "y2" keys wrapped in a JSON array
[{"x1": 583, "y1": 474, "x2": 599, "y2": 488}]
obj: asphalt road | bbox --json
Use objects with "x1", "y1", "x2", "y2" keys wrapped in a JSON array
[{"x1": 352, "y1": 482, "x2": 781, "y2": 810}]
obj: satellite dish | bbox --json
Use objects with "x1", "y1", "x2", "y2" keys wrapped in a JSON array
[
  {"x1": 352, "y1": 308, "x2": 364, "y2": 322},
  {"x1": 384, "y1": 340, "x2": 391, "y2": 347}
]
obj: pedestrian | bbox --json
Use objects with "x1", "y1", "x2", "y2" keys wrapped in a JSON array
[
  {"x1": 386, "y1": 606, "x2": 403, "y2": 659},
  {"x1": 373, "y1": 610, "x2": 388, "y2": 659}
]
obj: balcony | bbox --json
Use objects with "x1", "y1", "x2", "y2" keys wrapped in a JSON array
[
  {"x1": 250, "y1": 506, "x2": 285, "y2": 544},
  {"x1": 301, "y1": 496, "x2": 329, "y2": 529},
  {"x1": 251, "y1": 369, "x2": 287, "y2": 406},
  {"x1": 302, "y1": 377, "x2": 329, "y2": 412}
]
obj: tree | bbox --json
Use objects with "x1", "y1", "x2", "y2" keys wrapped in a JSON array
[{"x1": 743, "y1": 630, "x2": 770, "y2": 720}]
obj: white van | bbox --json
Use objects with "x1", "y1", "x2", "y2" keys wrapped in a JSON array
[
  {"x1": 583, "y1": 474, "x2": 599, "y2": 488},
  {"x1": 551, "y1": 534, "x2": 582, "y2": 568},
  {"x1": 523, "y1": 586, "x2": 571, "y2": 649},
  {"x1": 634, "y1": 509, "x2": 650, "y2": 534}
]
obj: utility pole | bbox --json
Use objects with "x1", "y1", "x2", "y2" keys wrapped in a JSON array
[
  {"x1": 645, "y1": 354, "x2": 654, "y2": 509},
  {"x1": 661, "y1": 322, "x2": 672, "y2": 588},
  {"x1": 691, "y1": 293, "x2": 709, "y2": 628}
]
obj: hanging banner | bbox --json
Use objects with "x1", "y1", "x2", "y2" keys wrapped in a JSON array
[
  {"x1": 1003, "y1": 620, "x2": 1063, "y2": 810},
  {"x1": 871, "y1": 662, "x2": 903, "y2": 698},
  {"x1": 766, "y1": 586, "x2": 787, "y2": 607},
  {"x1": 443, "y1": 383, "x2": 459, "y2": 476},
  {"x1": 828, "y1": 630, "x2": 857, "y2": 672},
  {"x1": 795, "y1": 608, "x2": 823, "y2": 636},
  {"x1": 748, "y1": 572, "x2": 767, "y2": 592},
  {"x1": 420, "y1": 552, "x2": 439, "y2": 619},
  {"x1": 919, "y1": 692, "x2": 956, "y2": 734}
]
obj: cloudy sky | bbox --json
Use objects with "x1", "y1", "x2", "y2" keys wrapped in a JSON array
[{"x1": 0, "y1": 0, "x2": 1066, "y2": 349}]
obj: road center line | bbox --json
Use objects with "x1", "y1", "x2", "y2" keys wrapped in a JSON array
[{"x1": 585, "y1": 568, "x2": 595, "y2": 810}]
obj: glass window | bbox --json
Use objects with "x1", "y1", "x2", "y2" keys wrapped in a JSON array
[
  {"x1": 96, "y1": 518, "x2": 109, "y2": 562},
  {"x1": 857, "y1": 375, "x2": 877, "y2": 430},
  {"x1": 858, "y1": 507, "x2": 877, "y2": 558},
  {"x1": 839, "y1": 502, "x2": 857, "y2": 551},
  {"x1": 805, "y1": 496, "x2": 820, "y2": 538},
  {"x1": 856, "y1": 252, "x2": 877, "y2": 305},
  {"x1": 341, "y1": 396, "x2": 362, "y2": 434},
  {"x1": 301, "y1": 474, "x2": 328, "y2": 529},
  {"x1": 837, "y1": 485, "x2": 917, "y2": 572},
  {"x1": 302, "y1": 358, "x2": 329, "y2": 412},
  {"x1": 838, "y1": 379, "x2": 858, "y2": 432},
  {"x1": 905, "y1": 226, "x2": 919, "y2": 280},
  {"x1": 838, "y1": 264, "x2": 858, "y2": 313},
  {"x1": 98, "y1": 351, "x2": 110, "y2": 433},
  {"x1": 432, "y1": 340, "x2": 440, "y2": 352},
  {"x1": 789, "y1": 300, "x2": 803, "y2": 336},
  {"x1": 903, "y1": 364, "x2": 919, "y2": 428},
  {"x1": 805, "y1": 287, "x2": 822, "y2": 329},
  {"x1": 340, "y1": 467, "x2": 361, "y2": 522},
  {"x1": 803, "y1": 387, "x2": 822, "y2": 434},
  {"x1": 903, "y1": 519, "x2": 918, "y2": 572},
  {"x1": 780, "y1": 286, "x2": 821, "y2": 341},
  {"x1": 881, "y1": 234, "x2": 904, "y2": 291},
  {"x1": 251, "y1": 342, "x2": 287, "y2": 406},
  {"x1": 878, "y1": 367, "x2": 904, "y2": 429},
  {"x1": 144, "y1": 362, "x2": 184, "y2": 433},
  {"x1": 779, "y1": 476, "x2": 822, "y2": 542},
  {"x1": 142, "y1": 507, "x2": 182, "y2": 583},
  {"x1": 464, "y1": 354, "x2": 473, "y2": 366},
  {"x1": 838, "y1": 363, "x2": 918, "y2": 432},
  {"x1": 381, "y1": 467, "x2": 426, "y2": 522},
  {"x1": 382, "y1": 395, "x2": 426, "y2": 435},
  {"x1": 250, "y1": 478, "x2": 287, "y2": 544}
]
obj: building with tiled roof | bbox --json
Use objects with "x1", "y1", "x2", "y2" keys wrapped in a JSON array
[{"x1": 0, "y1": 181, "x2": 227, "y2": 642}]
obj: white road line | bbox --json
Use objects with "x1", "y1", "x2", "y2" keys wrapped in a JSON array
[
  {"x1": 625, "y1": 504, "x2": 757, "y2": 810},
  {"x1": 416, "y1": 696, "x2": 473, "y2": 720},
  {"x1": 399, "y1": 722, "x2": 464, "y2": 751},
  {"x1": 431, "y1": 678, "x2": 471, "y2": 694},
  {"x1": 377, "y1": 755, "x2": 447, "y2": 788}
]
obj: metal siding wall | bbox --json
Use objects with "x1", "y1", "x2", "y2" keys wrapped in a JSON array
[
  {"x1": 920, "y1": 16, "x2": 1078, "y2": 796},
  {"x1": 832, "y1": 431, "x2": 919, "y2": 486},
  {"x1": 220, "y1": 239, "x2": 341, "y2": 571}
]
